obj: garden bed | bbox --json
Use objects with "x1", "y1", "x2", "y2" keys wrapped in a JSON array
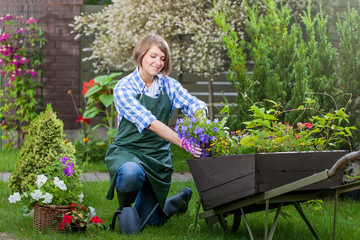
[{"x1": 187, "y1": 150, "x2": 348, "y2": 210}]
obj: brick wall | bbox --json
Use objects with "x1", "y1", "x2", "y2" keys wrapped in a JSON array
[{"x1": 39, "y1": 0, "x2": 83, "y2": 129}]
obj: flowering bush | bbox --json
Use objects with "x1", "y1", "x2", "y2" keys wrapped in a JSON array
[
  {"x1": 60, "y1": 203, "x2": 104, "y2": 230},
  {"x1": 0, "y1": 14, "x2": 46, "y2": 146},
  {"x1": 176, "y1": 100, "x2": 357, "y2": 157},
  {"x1": 8, "y1": 156, "x2": 83, "y2": 212}
]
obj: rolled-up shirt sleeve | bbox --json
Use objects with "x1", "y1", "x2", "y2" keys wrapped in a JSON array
[
  {"x1": 114, "y1": 83, "x2": 156, "y2": 133},
  {"x1": 166, "y1": 77, "x2": 208, "y2": 116}
]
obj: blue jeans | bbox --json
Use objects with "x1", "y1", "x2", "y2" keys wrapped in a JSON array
[{"x1": 116, "y1": 162, "x2": 168, "y2": 226}]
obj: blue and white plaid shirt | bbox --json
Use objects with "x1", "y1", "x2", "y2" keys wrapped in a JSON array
[{"x1": 114, "y1": 68, "x2": 208, "y2": 133}]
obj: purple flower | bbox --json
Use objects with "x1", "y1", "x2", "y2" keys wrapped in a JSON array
[
  {"x1": 63, "y1": 162, "x2": 74, "y2": 177},
  {"x1": 177, "y1": 118, "x2": 184, "y2": 124},
  {"x1": 212, "y1": 127, "x2": 218, "y2": 132},
  {"x1": 63, "y1": 166, "x2": 74, "y2": 177},
  {"x1": 206, "y1": 119, "x2": 211, "y2": 124},
  {"x1": 60, "y1": 156, "x2": 69, "y2": 164},
  {"x1": 199, "y1": 134, "x2": 210, "y2": 144},
  {"x1": 213, "y1": 118, "x2": 219, "y2": 123},
  {"x1": 190, "y1": 117, "x2": 197, "y2": 123},
  {"x1": 210, "y1": 136, "x2": 216, "y2": 142},
  {"x1": 174, "y1": 125, "x2": 179, "y2": 133},
  {"x1": 188, "y1": 123, "x2": 193, "y2": 129},
  {"x1": 193, "y1": 127, "x2": 204, "y2": 135},
  {"x1": 181, "y1": 125, "x2": 188, "y2": 132}
]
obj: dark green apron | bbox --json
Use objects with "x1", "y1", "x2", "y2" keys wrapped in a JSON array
[{"x1": 105, "y1": 90, "x2": 173, "y2": 208}]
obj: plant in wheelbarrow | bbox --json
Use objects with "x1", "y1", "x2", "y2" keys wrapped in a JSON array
[{"x1": 178, "y1": 97, "x2": 358, "y2": 211}]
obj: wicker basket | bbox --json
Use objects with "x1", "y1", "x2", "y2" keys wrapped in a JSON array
[{"x1": 33, "y1": 203, "x2": 71, "y2": 231}]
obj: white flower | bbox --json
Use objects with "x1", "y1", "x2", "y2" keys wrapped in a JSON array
[
  {"x1": 89, "y1": 206, "x2": 96, "y2": 217},
  {"x1": 35, "y1": 174, "x2": 48, "y2": 188},
  {"x1": 42, "y1": 192, "x2": 53, "y2": 204},
  {"x1": 30, "y1": 190, "x2": 43, "y2": 201},
  {"x1": 78, "y1": 192, "x2": 84, "y2": 203},
  {"x1": 8, "y1": 192, "x2": 21, "y2": 203},
  {"x1": 54, "y1": 177, "x2": 67, "y2": 191}
]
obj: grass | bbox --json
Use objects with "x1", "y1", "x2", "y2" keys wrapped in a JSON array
[
  {"x1": 0, "y1": 144, "x2": 191, "y2": 173},
  {"x1": 1, "y1": 180, "x2": 360, "y2": 239}
]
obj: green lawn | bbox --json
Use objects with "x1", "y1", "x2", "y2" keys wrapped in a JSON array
[
  {"x1": 1, "y1": 180, "x2": 359, "y2": 240},
  {"x1": 0, "y1": 144, "x2": 191, "y2": 173}
]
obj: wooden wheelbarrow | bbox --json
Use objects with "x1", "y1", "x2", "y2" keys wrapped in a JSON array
[{"x1": 188, "y1": 151, "x2": 360, "y2": 240}]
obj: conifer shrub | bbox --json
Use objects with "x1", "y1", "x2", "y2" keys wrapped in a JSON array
[{"x1": 8, "y1": 104, "x2": 81, "y2": 193}]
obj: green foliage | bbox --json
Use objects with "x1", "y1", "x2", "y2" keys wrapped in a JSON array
[
  {"x1": 72, "y1": 138, "x2": 108, "y2": 164},
  {"x1": 337, "y1": 5, "x2": 360, "y2": 147},
  {"x1": 8, "y1": 104, "x2": 79, "y2": 194},
  {"x1": 213, "y1": 0, "x2": 339, "y2": 129},
  {"x1": 83, "y1": 73, "x2": 122, "y2": 144}
]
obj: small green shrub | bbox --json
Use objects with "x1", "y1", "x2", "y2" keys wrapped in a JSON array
[{"x1": 8, "y1": 104, "x2": 81, "y2": 193}]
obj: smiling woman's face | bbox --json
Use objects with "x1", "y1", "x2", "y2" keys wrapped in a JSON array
[{"x1": 139, "y1": 44, "x2": 166, "y2": 81}]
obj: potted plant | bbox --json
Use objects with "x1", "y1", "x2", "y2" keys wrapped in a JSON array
[
  {"x1": 8, "y1": 156, "x2": 84, "y2": 230},
  {"x1": 177, "y1": 101, "x2": 357, "y2": 210},
  {"x1": 60, "y1": 203, "x2": 104, "y2": 232}
]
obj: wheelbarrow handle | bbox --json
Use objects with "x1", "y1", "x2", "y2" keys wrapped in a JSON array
[{"x1": 327, "y1": 151, "x2": 360, "y2": 178}]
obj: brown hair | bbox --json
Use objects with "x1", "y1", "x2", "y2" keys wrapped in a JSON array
[{"x1": 132, "y1": 34, "x2": 172, "y2": 76}]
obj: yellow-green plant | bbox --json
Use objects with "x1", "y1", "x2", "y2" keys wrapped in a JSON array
[{"x1": 8, "y1": 104, "x2": 81, "y2": 194}]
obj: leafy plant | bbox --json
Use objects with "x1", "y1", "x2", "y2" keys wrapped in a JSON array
[
  {"x1": 83, "y1": 73, "x2": 122, "y2": 144},
  {"x1": 0, "y1": 15, "x2": 46, "y2": 147}
]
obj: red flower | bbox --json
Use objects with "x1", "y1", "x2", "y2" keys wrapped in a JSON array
[
  {"x1": 82, "y1": 79, "x2": 96, "y2": 96},
  {"x1": 60, "y1": 221, "x2": 65, "y2": 230},
  {"x1": 70, "y1": 203, "x2": 78, "y2": 210},
  {"x1": 62, "y1": 214, "x2": 73, "y2": 224},
  {"x1": 76, "y1": 115, "x2": 91, "y2": 125},
  {"x1": 81, "y1": 204, "x2": 86, "y2": 212},
  {"x1": 83, "y1": 118, "x2": 91, "y2": 125},
  {"x1": 91, "y1": 216, "x2": 103, "y2": 224}
]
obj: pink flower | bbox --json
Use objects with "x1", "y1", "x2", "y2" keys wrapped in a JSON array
[
  {"x1": 0, "y1": 33, "x2": 10, "y2": 42},
  {"x1": 16, "y1": 28, "x2": 27, "y2": 34},
  {"x1": 26, "y1": 69, "x2": 38, "y2": 77},
  {"x1": 25, "y1": 17, "x2": 37, "y2": 24},
  {"x1": 295, "y1": 134, "x2": 300, "y2": 139}
]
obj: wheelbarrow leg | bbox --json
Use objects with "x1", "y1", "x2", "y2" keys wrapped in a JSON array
[
  {"x1": 218, "y1": 209, "x2": 241, "y2": 232},
  {"x1": 240, "y1": 208, "x2": 255, "y2": 240},
  {"x1": 268, "y1": 203, "x2": 283, "y2": 240},
  {"x1": 293, "y1": 202, "x2": 320, "y2": 240},
  {"x1": 333, "y1": 189, "x2": 338, "y2": 240},
  {"x1": 265, "y1": 199, "x2": 269, "y2": 240}
]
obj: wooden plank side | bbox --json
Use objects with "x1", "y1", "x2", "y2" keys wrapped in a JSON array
[
  {"x1": 187, "y1": 154, "x2": 255, "y2": 192},
  {"x1": 258, "y1": 168, "x2": 345, "y2": 192},
  {"x1": 200, "y1": 174, "x2": 256, "y2": 210},
  {"x1": 256, "y1": 151, "x2": 348, "y2": 192},
  {"x1": 255, "y1": 151, "x2": 348, "y2": 172}
]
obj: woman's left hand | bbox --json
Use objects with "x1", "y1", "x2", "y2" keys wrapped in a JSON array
[{"x1": 180, "y1": 138, "x2": 202, "y2": 158}]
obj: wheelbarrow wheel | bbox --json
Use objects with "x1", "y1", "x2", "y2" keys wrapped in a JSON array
[{"x1": 218, "y1": 209, "x2": 241, "y2": 232}]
